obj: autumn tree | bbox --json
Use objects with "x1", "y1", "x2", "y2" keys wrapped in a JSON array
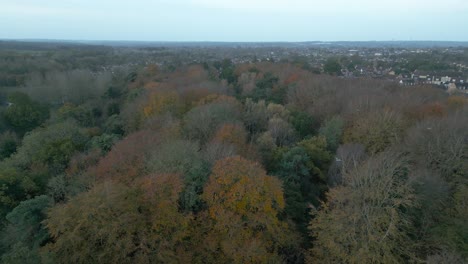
[
  {"x1": 92, "y1": 130, "x2": 161, "y2": 183},
  {"x1": 183, "y1": 100, "x2": 241, "y2": 144},
  {"x1": 44, "y1": 175, "x2": 191, "y2": 264},
  {"x1": 198, "y1": 156, "x2": 300, "y2": 263},
  {"x1": 309, "y1": 151, "x2": 416, "y2": 263},
  {"x1": 343, "y1": 110, "x2": 405, "y2": 154},
  {"x1": 147, "y1": 140, "x2": 210, "y2": 212},
  {"x1": 143, "y1": 90, "x2": 182, "y2": 118}
]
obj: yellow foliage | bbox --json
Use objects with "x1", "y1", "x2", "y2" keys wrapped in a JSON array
[
  {"x1": 198, "y1": 156, "x2": 297, "y2": 263},
  {"x1": 143, "y1": 90, "x2": 181, "y2": 117}
]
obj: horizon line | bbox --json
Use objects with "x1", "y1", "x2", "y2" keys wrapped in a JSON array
[{"x1": 2, "y1": 38, "x2": 468, "y2": 44}]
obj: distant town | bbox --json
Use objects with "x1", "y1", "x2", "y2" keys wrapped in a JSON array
[{"x1": 1, "y1": 40, "x2": 468, "y2": 94}]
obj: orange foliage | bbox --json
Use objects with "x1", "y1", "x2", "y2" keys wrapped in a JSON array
[
  {"x1": 143, "y1": 81, "x2": 160, "y2": 90},
  {"x1": 405, "y1": 102, "x2": 447, "y2": 121},
  {"x1": 180, "y1": 88, "x2": 213, "y2": 107},
  {"x1": 199, "y1": 156, "x2": 295, "y2": 263},
  {"x1": 212, "y1": 123, "x2": 247, "y2": 147},
  {"x1": 91, "y1": 130, "x2": 160, "y2": 183},
  {"x1": 284, "y1": 73, "x2": 301, "y2": 86},
  {"x1": 45, "y1": 176, "x2": 191, "y2": 263},
  {"x1": 138, "y1": 173, "x2": 191, "y2": 242}
]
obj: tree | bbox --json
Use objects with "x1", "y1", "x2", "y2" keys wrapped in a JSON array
[
  {"x1": 3, "y1": 92, "x2": 49, "y2": 135},
  {"x1": 404, "y1": 112, "x2": 467, "y2": 181},
  {"x1": 1, "y1": 195, "x2": 52, "y2": 264},
  {"x1": 323, "y1": 58, "x2": 342, "y2": 75},
  {"x1": 0, "y1": 131, "x2": 19, "y2": 160},
  {"x1": 243, "y1": 98, "x2": 268, "y2": 135},
  {"x1": 309, "y1": 151, "x2": 416, "y2": 263},
  {"x1": 251, "y1": 72, "x2": 281, "y2": 102},
  {"x1": 13, "y1": 121, "x2": 89, "y2": 175},
  {"x1": 290, "y1": 110, "x2": 317, "y2": 138},
  {"x1": 268, "y1": 117, "x2": 296, "y2": 147},
  {"x1": 93, "y1": 130, "x2": 160, "y2": 183},
  {"x1": 44, "y1": 176, "x2": 191, "y2": 264},
  {"x1": 277, "y1": 137, "x2": 332, "y2": 230},
  {"x1": 0, "y1": 165, "x2": 38, "y2": 219},
  {"x1": 143, "y1": 90, "x2": 182, "y2": 118},
  {"x1": 198, "y1": 156, "x2": 299, "y2": 263},
  {"x1": 277, "y1": 147, "x2": 314, "y2": 227},
  {"x1": 209, "y1": 123, "x2": 252, "y2": 160},
  {"x1": 297, "y1": 136, "x2": 333, "y2": 183},
  {"x1": 147, "y1": 140, "x2": 210, "y2": 212},
  {"x1": 327, "y1": 143, "x2": 367, "y2": 186},
  {"x1": 183, "y1": 101, "x2": 241, "y2": 144},
  {"x1": 319, "y1": 116, "x2": 344, "y2": 151},
  {"x1": 344, "y1": 110, "x2": 405, "y2": 154}
]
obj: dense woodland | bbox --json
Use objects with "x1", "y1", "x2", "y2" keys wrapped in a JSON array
[{"x1": 0, "y1": 42, "x2": 467, "y2": 264}]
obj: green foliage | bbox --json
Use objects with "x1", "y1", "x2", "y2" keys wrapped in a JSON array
[
  {"x1": 3, "y1": 92, "x2": 49, "y2": 135},
  {"x1": 0, "y1": 131, "x2": 19, "y2": 160},
  {"x1": 87, "y1": 133, "x2": 120, "y2": 153},
  {"x1": 430, "y1": 185, "x2": 468, "y2": 257},
  {"x1": 148, "y1": 140, "x2": 210, "y2": 212},
  {"x1": 297, "y1": 136, "x2": 333, "y2": 182},
  {"x1": 215, "y1": 59, "x2": 237, "y2": 84},
  {"x1": 251, "y1": 72, "x2": 284, "y2": 103},
  {"x1": 290, "y1": 110, "x2": 317, "y2": 138},
  {"x1": 319, "y1": 116, "x2": 344, "y2": 151},
  {"x1": 103, "y1": 114, "x2": 125, "y2": 135},
  {"x1": 2, "y1": 196, "x2": 51, "y2": 247},
  {"x1": 277, "y1": 147, "x2": 314, "y2": 225},
  {"x1": 14, "y1": 121, "x2": 89, "y2": 174},
  {"x1": 0, "y1": 165, "x2": 37, "y2": 219},
  {"x1": 323, "y1": 58, "x2": 342, "y2": 75},
  {"x1": 276, "y1": 136, "x2": 332, "y2": 233},
  {"x1": 57, "y1": 103, "x2": 103, "y2": 127},
  {"x1": 1, "y1": 242, "x2": 40, "y2": 264}
]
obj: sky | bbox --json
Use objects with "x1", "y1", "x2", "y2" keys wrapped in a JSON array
[{"x1": 1, "y1": 0, "x2": 468, "y2": 42}]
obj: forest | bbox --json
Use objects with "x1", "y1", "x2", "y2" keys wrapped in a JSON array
[{"x1": 0, "y1": 42, "x2": 467, "y2": 264}]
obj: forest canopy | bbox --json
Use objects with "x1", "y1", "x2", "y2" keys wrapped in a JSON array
[{"x1": 0, "y1": 43, "x2": 467, "y2": 264}]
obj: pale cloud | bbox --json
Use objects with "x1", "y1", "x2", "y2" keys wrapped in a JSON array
[
  {"x1": 0, "y1": 3, "x2": 82, "y2": 16},
  {"x1": 0, "y1": 0, "x2": 467, "y2": 41},
  {"x1": 192, "y1": 0, "x2": 468, "y2": 13}
]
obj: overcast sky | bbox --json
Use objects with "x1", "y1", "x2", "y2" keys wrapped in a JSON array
[{"x1": 1, "y1": 0, "x2": 467, "y2": 42}]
